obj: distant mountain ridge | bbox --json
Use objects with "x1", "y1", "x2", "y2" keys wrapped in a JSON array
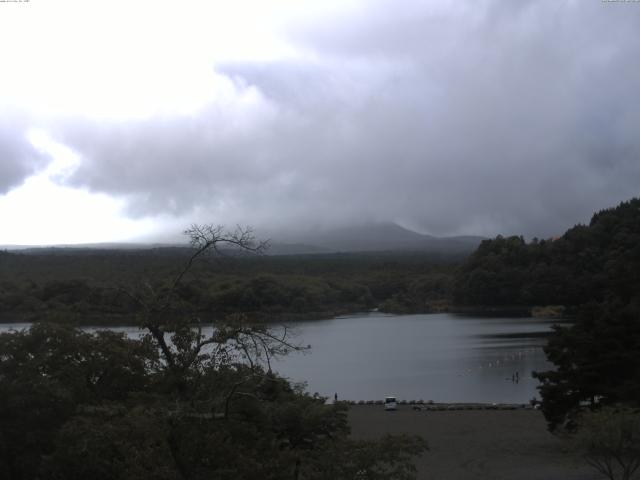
[
  {"x1": 273, "y1": 223, "x2": 484, "y2": 255},
  {"x1": 2, "y1": 223, "x2": 484, "y2": 256}
]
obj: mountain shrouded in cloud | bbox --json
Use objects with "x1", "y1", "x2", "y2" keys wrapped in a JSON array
[{"x1": 1, "y1": 0, "x2": 639, "y2": 244}]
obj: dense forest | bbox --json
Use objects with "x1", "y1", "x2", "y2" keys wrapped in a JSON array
[
  {"x1": 3, "y1": 198, "x2": 639, "y2": 325},
  {"x1": 453, "y1": 198, "x2": 640, "y2": 310},
  {"x1": 0, "y1": 249, "x2": 459, "y2": 324},
  {"x1": 0, "y1": 227, "x2": 426, "y2": 479},
  {"x1": 452, "y1": 198, "x2": 640, "y2": 431}
]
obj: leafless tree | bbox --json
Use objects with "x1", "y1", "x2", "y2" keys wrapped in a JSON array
[{"x1": 119, "y1": 224, "x2": 303, "y2": 379}]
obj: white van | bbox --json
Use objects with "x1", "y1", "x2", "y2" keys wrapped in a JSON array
[{"x1": 384, "y1": 396, "x2": 397, "y2": 411}]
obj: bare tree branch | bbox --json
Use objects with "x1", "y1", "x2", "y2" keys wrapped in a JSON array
[{"x1": 112, "y1": 224, "x2": 309, "y2": 409}]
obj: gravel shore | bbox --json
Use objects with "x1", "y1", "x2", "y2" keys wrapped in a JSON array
[{"x1": 348, "y1": 405, "x2": 602, "y2": 480}]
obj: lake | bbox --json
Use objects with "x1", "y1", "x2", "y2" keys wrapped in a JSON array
[
  {"x1": 0, "y1": 312, "x2": 557, "y2": 404},
  {"x1": 273, "y1": 313, "x2": 556, "y2": 404}
]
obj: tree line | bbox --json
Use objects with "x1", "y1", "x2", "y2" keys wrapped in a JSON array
[
  {"x1": 453, "y1": 199, "x2": 640, "y2": 309},
  {"x1": 0, "y1": 249, "x2": 457, "y2": 323},
  {"x1": 455, "y1": 198, "x2": 640, "y2": 434}
]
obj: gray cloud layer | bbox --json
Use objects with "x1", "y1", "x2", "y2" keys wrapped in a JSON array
[
  {"x1": 0, "y1": 113, "x2": 47, "y2": 194},
  {"x1": 12, "y1": 0, "x2": 640, "y2": 238}
]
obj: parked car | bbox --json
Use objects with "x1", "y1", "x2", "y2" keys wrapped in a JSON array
[{"x1": 384, "y1": 396, "x2": 397, "y2": 411}]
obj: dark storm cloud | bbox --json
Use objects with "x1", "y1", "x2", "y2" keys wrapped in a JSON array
[
  {"x1": 0, "y1": 115, "x2": 47, "y2": 194},
  {"x1": 54, "y1": 0, "x2": 640, "y2": 238}
]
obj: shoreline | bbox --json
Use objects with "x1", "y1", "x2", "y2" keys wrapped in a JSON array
[
  {"x1": 0, "y1": 306, "x2": 570, "y2": 326},
  {"x1": 337, "y1": 400, "x2": 537, "y2": 410}
]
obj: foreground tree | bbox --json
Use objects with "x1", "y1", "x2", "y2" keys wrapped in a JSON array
[
  {"x1": 534, "y1": 300, "x2": 640, "y2": 431},
  {"x1": 0, "y1": 225, "x2": 427, "y2": 479},
  {"x1": 0, "y1": 324, "x2": 154, "y2": 480},
  {"x1": 572, "y1": 407, "x2": 640, "y2": 480}
]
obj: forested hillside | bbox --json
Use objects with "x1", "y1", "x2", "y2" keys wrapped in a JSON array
[
  {"x1": 453, "y1": 198, "x2": 640, "y2": 308},
  {"x1": 452, "y1": 198, "x2": 640, "y2": 430},
  {"x1": 0, "y1": 250, "x2": 458, "y2": 324}
]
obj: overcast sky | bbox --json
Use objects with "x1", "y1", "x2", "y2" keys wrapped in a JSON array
[{"x1": 1, "y1": 0, "x2": 639, "y2": 245}]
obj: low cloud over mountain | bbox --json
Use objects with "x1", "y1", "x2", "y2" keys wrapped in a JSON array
[{"x1": 1, "y1": 1, "x2": 639, "y2": 243}]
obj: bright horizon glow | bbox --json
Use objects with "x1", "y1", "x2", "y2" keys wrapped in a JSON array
[
  {"x1": 0, "y1": 132, "x2": 160, "y2": 245},
  {"x1": 0, "y1": 0, "x2": 352, "y2": 244}
]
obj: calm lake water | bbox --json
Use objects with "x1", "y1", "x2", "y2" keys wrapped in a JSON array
[
  {"x1": 0, "y1": 312, "x2": 557, "y2": 404},
  {"x1": 273, "y1": 313, "x2": 555, "y2": 404}
]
